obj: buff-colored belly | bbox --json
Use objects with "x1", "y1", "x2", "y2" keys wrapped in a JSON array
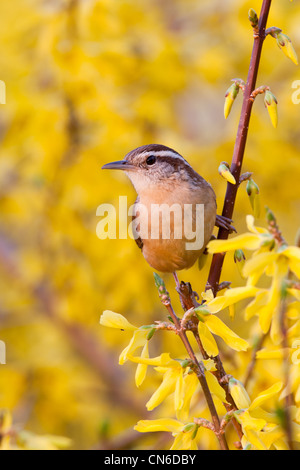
[{"x1": 134, "y1": 189, "x2": 216, "y2": 273}]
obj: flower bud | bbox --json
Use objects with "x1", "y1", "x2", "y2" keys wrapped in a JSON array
[
  {"x1": 154, "y1": 272, "x2": 170, "y2": 305},
  {"x1": 234, "y1": 249, "x2": 246, "y2": 264},
  {"x1": 229, "y1": 377, "x2": 251, "y2": 410},
  {"x1": 264, "y1": 90, "x2": 278, "y2": 128},
  {"x1": 234, "y1": 249, "x2": 246, "y2": 277},
  {"x1": 179, "y1": 359, "x2": 192, "y2": 369},
  {"x1": 182, "y1": 423, "x2": 196, "y2": 433},
  {"x1": 224, "y1": 83, "x2": 240, "y2": 119},
  {"x1": 218, "y1": 162, "x2": 236, "y2": 185},
  {"x1": 146, "y1": 327, "x2": 156, "y2": 341},
  {"x1": 265, "y1": 206, "x2": 276, "y2": 224},
  {"x1": 246, "y1": 179, "x2": 260, "y2": 218},
  {"x1": 276, "y1": 32, "x2": 298, "y2": 65},
  {"x1": 246, "y1": 178, "x2": 259, "y2": 197},
  {"x1": 248, "y1": 9, "x2": 258, "y2": 29}
]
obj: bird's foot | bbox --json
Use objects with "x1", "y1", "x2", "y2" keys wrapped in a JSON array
[
  {"x1": 215, "y1": 214, "x2": 236, "y2": 233},
  {"x1": 205, "y1": 281, "x2": 231, "y2": 293},
  {"x1": 173, "y1": 273, "x2": 200, "y2": 309}
]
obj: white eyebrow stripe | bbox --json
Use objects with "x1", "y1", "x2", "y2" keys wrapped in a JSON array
[{"x1": 140, "y1": 150, "x2": 191, "y2": 165}]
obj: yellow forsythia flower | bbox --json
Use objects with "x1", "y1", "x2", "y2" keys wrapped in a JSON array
[
  {"x1": 204, "y1": 371, "x2": 227, "y2": 403},
  {"x1": 0, "y1": 409, "x2": 12, "y2": 450},
  {"x1": 119, "y1": 329, "x2": 149, "y2": 365},
  {"x1": 135, "y1": 340, "x2": 149, "y2": 388},
  {"x1": 198, "y1": 320, "x2": 219, "y2": 357},
  {"x1": 233, "y1": 382, "x2": 285, "y2": 450},
  {"x1": 249, "y1": 382, "x2": 283, "y2": 411},
  {"x1": 100, "y1": 310, "x2": 137, "y2": 330},
  {"x1": 134, "y1": 419, "x2": 198, "y2": 450},
  {"x1": 134, "y1": 418, "x2": 184, "y2": 434},
  {"x1": 195, "y1": 307, "x2": 249, "y2": 351},
  {"x1": 203, "y1": 314, "x2": 249, "y2": 351},
  {"x1": 206, "y1": 285, "x2": 259, "y2": 313}
]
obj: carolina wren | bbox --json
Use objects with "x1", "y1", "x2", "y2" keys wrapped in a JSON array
[{"x1": 102, "y1": 144, "x2": 233, "y2": 274}]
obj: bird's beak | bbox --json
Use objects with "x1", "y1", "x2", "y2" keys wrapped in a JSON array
[{"x1": 102, "y1": 160, "x2": 136, "y2": 171}]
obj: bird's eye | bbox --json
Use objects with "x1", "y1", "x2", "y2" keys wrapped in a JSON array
[{"x1": 146, "y1": 155, "x2": 156, "y2": 166}]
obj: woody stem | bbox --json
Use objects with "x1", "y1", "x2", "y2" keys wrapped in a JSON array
[
  {"x1": 164, "y1": 302, "x2": 229, "y2": 450},
  {"x1": 207, "y1": 0, "x2": 272, "y2": 295}
]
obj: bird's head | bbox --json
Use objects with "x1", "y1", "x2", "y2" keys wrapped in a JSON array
[{"x1": 102, "y1": 144, "x2": 200, "y2": 193}]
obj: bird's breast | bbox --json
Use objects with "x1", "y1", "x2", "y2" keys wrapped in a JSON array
[{"x1": 132, "y1": 185, "x2": 216, "y2": 272}]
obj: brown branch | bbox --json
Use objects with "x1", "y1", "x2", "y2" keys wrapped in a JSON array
[
  {"x1": 174, "y1": 280, "x2": 243, "y2": 440},
  {"x1": 156, "y1": 273, "x2": 230, "y2": 449},
  {"x1": 172, "y1": 1, "x2": 274, "y2": 446},
  {"x1": 193, "y1": 417, "x2": 216, "y2": 433},
  {"x1": 207, "y1": 0, "x2": 273, "y2": 296},
  {"x1": 162, "y1": 300, "x2": 229, "y2": 450}
]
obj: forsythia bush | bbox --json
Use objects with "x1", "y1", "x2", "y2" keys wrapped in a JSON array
[{"x1": 101, "y1": 212, "x2": 300, "y2": 450}]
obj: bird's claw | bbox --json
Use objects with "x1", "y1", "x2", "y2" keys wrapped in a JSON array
[
  {"x1": 218, "y1": 281, "x2": 232, "y2": 292},
  {"x1": 215, "y1": 214, "x2": 236, "y2": 233},
  {"x1": 205, "y1": 281, "x2": 231, "y2": 293},
  {"x1": 193, "y1": 290, "x2": 200, "y2": 301}
]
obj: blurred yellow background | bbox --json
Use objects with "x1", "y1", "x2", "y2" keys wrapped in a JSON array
[{"x1": 0, "y1": 0, "x2": 299, "y2": 449}]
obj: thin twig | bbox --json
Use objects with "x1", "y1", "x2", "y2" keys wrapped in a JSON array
[
  {"x1": 173, "y1": 0, "x2": 273, "y2": 446},
  {"x1": 162, "y1": 300, "x2": 229, "y2": 450},
  {"x1": 173, "y1": 280, "x2": 243, "y2": 442}
]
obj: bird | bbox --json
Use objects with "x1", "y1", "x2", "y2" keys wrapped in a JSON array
[{"x1": 102, "y1": 144, "x2": 234, "y2": 281}]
